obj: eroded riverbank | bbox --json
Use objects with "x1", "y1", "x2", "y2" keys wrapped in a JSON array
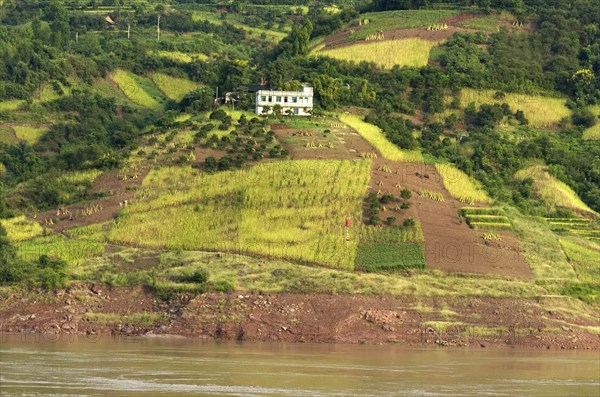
[{"x1": 1, "y1": 284, "x2": 598, "y2": 350}]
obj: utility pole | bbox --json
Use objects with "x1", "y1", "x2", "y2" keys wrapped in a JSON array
[
  {"x1": 75, "y1": 31, "x2": 79, "y2": 43},
  {"x1": 157, "y1": 15, "x2": 160, "y2": 41},
  {"x1": 127, "y1": 23, "x2": 131, "y2": 39}
]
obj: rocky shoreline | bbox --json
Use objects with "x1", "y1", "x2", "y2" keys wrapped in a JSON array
[{"x1": 1, "y1": 284, "x2": 598, "y2": 350}]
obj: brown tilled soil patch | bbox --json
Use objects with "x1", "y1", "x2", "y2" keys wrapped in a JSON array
[
  {"x1": 1, "y1": 289, "x2": 598, "y2": 350},
  {"x1": 328, "y1": 123, "x2": 532, "y2": 279},
  {"x1": 37, "y1": 168, "x2": 149, "y2": 233},
  {"x1": 271, "y1": 123, "x2": 364, "y2": 160},
  {"x1": 193, "y1": 147, "x2": 226, "y2": 162}
]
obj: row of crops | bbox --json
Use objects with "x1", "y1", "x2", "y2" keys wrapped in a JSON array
[
  {"x1": 545, "y1": 218, "x2": 600, "y2": 241},
  {"x1": 461, "y1": 207, "x2": 513, "y2": 231},
  {"x1": 354, "y1": 225, "x2": 425, "y2": 272}
]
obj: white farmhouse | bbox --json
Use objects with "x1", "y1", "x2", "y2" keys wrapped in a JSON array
[{"x1": 255, "y1": 85, "x2": 313, "y2": 116}]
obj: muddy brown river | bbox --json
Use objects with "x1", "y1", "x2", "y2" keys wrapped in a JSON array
[{"x1": 0, "y1": 335, "x2": 598, "y2": 396}]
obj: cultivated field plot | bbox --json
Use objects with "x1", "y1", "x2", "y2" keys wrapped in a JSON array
[
  {"x1": 546, "y1": 218, "x2": 600, "y2": 241},
  {"x1": 110, "y1": 69, "x2": 168, "y2": 111},
  {"x1": 355, "y1": 224, "x2": 425, "y2": 272},
  {"x1": 460, "y1": 89, "x2": 571, "y2": 129},
  {"x1": 355, "y1": 242, "x2": 425, "y2": 272},
  {"x1": 559, "y1": 239, "x2": 600, "y2": 283},
  {"x1": 0, "y1": 100, "x2": 24, "y2": 111},
  {"x1": 16, "y1": 232, "x2": 105, "y2": 267},
  {"x1": 11, "y1": 125, "x2": 47, "y2": 145},
  {"x1": 0, "y1": 215, "x2": 45, "y2": 242},
  {"x1": 271, "y1": 122, "x2": 354, "y2": 160},
  {"x1": 109, "y1": 160, "x2": 371, "y2": 269},
  {"x1": 455, "y1": 15, "x2": 500, "y2": 32},
  {"x1": 319, "y1": 39, "x2": 439, "y2": 69},
  {"x1": 461, "y1": 208, "x2": 513, "y2": 231},
  {"x1": 149, "y1": 73, "x2": 200, "y2": 102},
  {"x1": 0, "y1": 126, "x2": 18, "y2": 144},
  {"x1": 515, "y1": 165, "x2": 598, "y2": 216},
  {"x1": 189, "y1": 10, "x2": 289, "y2": 43},
  {"x1": 582, "y1": 105, "x2": 600, "y2": 140},
  {"x1": 338, "y1": 114, "x2": 424, "y2": 162},
  {"x1": 34, "y1": 80, "x2": 71, "y2": 103},
  {"x1": 348, "y1": 10, "x2": 459, "y2": 41},
  {"x1": 152, "y1": 50, "x2": 209, "y2": 64},
  {"x1": 435, "y1": 163, "x2": 491, "y2": 204}
]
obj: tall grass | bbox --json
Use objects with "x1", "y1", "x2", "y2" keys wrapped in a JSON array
[
  {"x1": 435, "y1": 163, "x2": 491, "y2": 204},
  {"x1": 0, "y1": 216, "x2": 45, "y2": 242},
  {"x1": 150, "y1": 73, "x2": 199, "y2": 102},
  {"x1": 339, "y1": 114, "x2": 424, "y2": 162},
  {"x1": 110, "y1": 69, "x2": 166, "y2": 111},
  {"x1": 12, "y1": 125, "x2": 47, "y2": 144},
  {"x1": 109, "y1": 160, "x2": 371, "y2": 269},
  {"x1": 515, "y1": 165, "x2": 597, "y2": 216},
  {"x1": 460, "y1": 88, "x2": 571, "y2": 129},
  {"x1": 319, "y1": 39, "x2": 439, "y2": 69}
]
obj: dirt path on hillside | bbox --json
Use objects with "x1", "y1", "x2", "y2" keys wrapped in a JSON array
[{"x1": 1, "y1": 287, "x2": 597, "y2": 350}]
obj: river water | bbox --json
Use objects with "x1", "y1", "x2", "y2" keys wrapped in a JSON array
[{"x1": 0, "y1": 335, "x2": 598, "y2": 396}]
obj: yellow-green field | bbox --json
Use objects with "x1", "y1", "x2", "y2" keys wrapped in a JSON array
[
  {"x1": 35, "y1": 81, "x2": 71, "y2": 103},
  {"x1": 460, "y1": 89, "x2": 571, "y2": 129},
  {"x1": 0, "y1": 215, "x2": 45, "y2": 242},
  {"x1": 456, "y1": 15, "x2": 500, "y2": 32},
  {"x1": 191, "y1": 12, "x2": 287, "y2": 43},
  {"x1": 338, "y1": 114, "x2": 424, "y2": 162},
  {"x1": 515, "y1": 165, "x2": 597, "y2": 215},
  {"x1": 110, "y1": 69, "x2": 166, "y2": 111},
  {"x1": 12, "y1": 125, "x2": 47, "y2": 145},
  {"x1": 0, "y1": 100, "x2": 24, "y2": 110},
  {"x1": 582, "y1": 105, "x2": 600, "y2": 140},
  {"x1": 559, "y1": 239, "x2": 600, "y2": 283},
  {"x1": 435, "y1": 163, "x2": 491, "y2": 204},
  {"x1": 109, "y1": 160, "x2": 371, "y2": 269},
  {"x1": 319, "y1": 39, "x2": 439, "y2": 69},
  {"x1": 154, "y1": 50, "x2": 209, "y2": 63},
  {"x1": 0, "y1": 127, "x2": 17, "y2": 144},
  {"x1": 149, "y1": 73, "x2": 200, "y2": 102},
  {"x1": 17, "y1": 232, "x2": 105, "y2": 267}
]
